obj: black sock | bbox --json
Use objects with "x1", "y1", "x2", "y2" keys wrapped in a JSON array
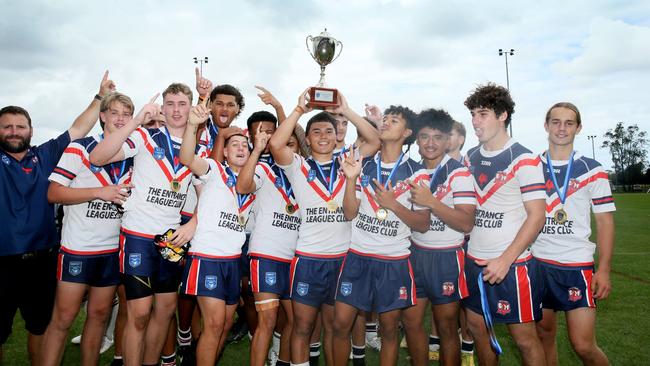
[
  {"x1": 309, "y1": 342, "x2": 321, "y2": 365},
  {"x1": 461, "y1": 339, "x2": 474, "y2": 353},
  {"x1": 365, "y1": 322, "x2": 378, "y2": 333},
  {"x1": 276, "y1": 360, "x2": 290, "y2": 366}
]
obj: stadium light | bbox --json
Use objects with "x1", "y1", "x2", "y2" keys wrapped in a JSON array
[
  {"x1": 498, "y1": 48, "x2": 515, "y2": 137},
  {"x1": 588, "y1": 135, "x2": 597, "y2": 159},
  {"x1": 193, "y1": 56, "x2": 209, "y2": 75}
]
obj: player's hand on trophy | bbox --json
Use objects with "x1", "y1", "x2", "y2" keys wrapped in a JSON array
[
  {"x1": 98, "y1": 70, "x2": 116, "y2": 98},
  {"x1": 296, "y1": 88, "x2": 314, "y2": 114},
  {"x1": 189, "y1": 97, "x2": 210, "y2": 126},
  {"x1": 324, "y1": 92, "x2": 350, "y2": 116},
  {"x1": 134, "y1": 93, "x2": 161, "y2": 126},
  {"x1": 195, "y1": 67, "x2": 213, "y2": 100},
  {"x1": 339, "y1": 144, "x2": 362, "y2": 179},
  {"x1": 255, "y1": 85, "x2": 281, "y2": 109}
]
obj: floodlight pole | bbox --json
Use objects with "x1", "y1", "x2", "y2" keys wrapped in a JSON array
[
  {"x1": 193, "y1": 56, "x2": 209, "y2": 75},
  {"x1": 588, "y1": 135, "x2": 597, "y2": 159},
  {"x1": 498, "y1": 48, "x2": 515, "y2": 137}
]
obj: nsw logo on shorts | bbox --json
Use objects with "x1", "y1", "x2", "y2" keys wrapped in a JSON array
[
  {"x1": 68, "y1": 261, "x2": 83, "y2": 276},
  {"x1": 265, "y1": 272, "x2": 277, "y2": 286},
  {"x1": 205, "y1": 275, "x2": 218, "y2": 290},
  {"x1": 296, "y1": 282, "x2": 309, "y2": 296},
  {"x1": 153, "y1": 147, "x2": 165, "y2": 160},
  {"x1": 128, "y1": 253, "x2": 141, "y2": 268},
  {"x1": 340, "y1": 282, "x2": 352, "y2": 296}
]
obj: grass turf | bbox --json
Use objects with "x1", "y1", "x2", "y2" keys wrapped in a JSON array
[{"x1": 2, "y1": 193, "x2": 649, "y2": 365}]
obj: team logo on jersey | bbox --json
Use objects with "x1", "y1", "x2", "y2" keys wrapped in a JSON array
[
  {"x1": 265, "y1": 272, "x2": 277, "y2": 286},
  {"x1": 68, "y1": 261, "x2": 82, "y2": 276},
  {"x1": 128, "y1": 253, "x2": 141, "y2": 268},
  {"x1": 398, "y1": 286, "x2": 408, "y2": 300},
  {"x1": 89, "y1": 164, "x2": 102, "y2": 173},
  {"x1": 496, "y1": 300, "x2": 511, "y2": 315},
  {"x1": 274, "y1": 177, "x2": 283, "y2": 188},
  {"x1": 478, "y1": 173, "x2": 488, "y2": 186},
  {"x1": 226, "y1": 176, "x2": 235, "y2": 187},
  {"x1": 153, "y1": 147, "x2": 165, "y2": 160},
  {"x1": 435, "y1": 184, "x2": 446, "y2": 195},
  {"x1": 569, "y1": 178, "x2": 580, "y2": 191},
  {"x1": 340, "y1": 282, "x2": 352, "y2": 296},
  {"x1": 307, "y1": 169, "x2": 316, "y2": 182},
  {"x1": 205, "y1": 275, "x2": 218, "y2": 290},
  {"x1": 296, "y1": 282, "x2": 309, "y2": 296},
  {"x1": 495, "y1": 171, "x2": 507, "y2": 182},
  {"x1": 1, "y1": 155, "x2": 9, "y2": 165},
  {"x1": 442, "y1": 282, "x2": 455, "y2": 296},
  {"x1": 32, "y1": 156, "x2": 38, "y2": 163},
  {"x1": 568, "y1": 287, "x2": 582, "y2": 302},
  {"x1": 361, "y1": 175, "x2": 370, "y2": 187}
]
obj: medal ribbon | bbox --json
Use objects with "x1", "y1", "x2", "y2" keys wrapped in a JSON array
[
  {"x1": 260, "y1": 163, "x2": 299, "y2": 210},
  {"x1": 428, "y1": 165, "x2": 442, "y2": 191},
  {"x1": 546, "y1": 151, "x2": 575, "y2": 205},
  {"x1": 477, "y1": 273, "x2": 503, "y2": 355},
  {"x1": 224, "y1": 166, "x2": 255, "y2": 214},
  {"x1": 300, "y1": 159, "x2": 345, "y2": 203},
  {"x1": 363, "y1": 152, "x2": 404, "y2": 214},
  {"x1": 136, "y1": 128, "x2": 192, "y2": 187},
  {"x1": 163, "y1": 127, "x2": 181, "y2": 174}
]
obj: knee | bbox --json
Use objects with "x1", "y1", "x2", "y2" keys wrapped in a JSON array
[
  {"x1": 203, "y1": 315, "x2": 226, "y2": 335},
  {"x1": 257, "y1": 310, "x2": 278, "y2": 331},
  {"x1": 379, "y1": 322, "x2": 398, "y2": 342},
  {"x1": 129, "y1": 311, "x2": 151, "y2": 331},
  {"x1": 513, "y1": 333, "x2": 541, "y2": 353},
  {"x1": 52, "y1": 309, "x2": 77, "y2": 330},
  {"x1": 86, "y1": 302, "x2": 112, "y2": 323},
  {"x1": 570, "y1": 338, "x2": 598, "y2": 358},
  {"x1": 332, "y1": 317, "x2": 352, "y2": 336},
  {"x1": 436, "y1": 318, "x2": 458, "y2": 339},
  {"x1": 291, "y1": 319, "x2": 313, "y2": 338},
  {"x1": 401, "y1": 314, "x2": 421, "y2": 334}
]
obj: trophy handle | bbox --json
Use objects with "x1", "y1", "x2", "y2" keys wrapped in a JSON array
[
  {"x1": 331, "y1": 40, "x2": 343, "y2": 63},
  {"x1": 305, "y1": 36, "x2": 317, "y2": 62}
]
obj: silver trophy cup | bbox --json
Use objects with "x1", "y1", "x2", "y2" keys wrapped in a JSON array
[{"x1": 305, "y1": 29, "x2": 343, "y2": 108}]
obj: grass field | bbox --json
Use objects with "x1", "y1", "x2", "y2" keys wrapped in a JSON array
[{"x1": 3, "y1": 193, "x2": 649, "y2": 365}]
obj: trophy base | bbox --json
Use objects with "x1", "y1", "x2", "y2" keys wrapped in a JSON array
[{"x1": 307, "y1": 87, "x2": 339, "y2": 109}]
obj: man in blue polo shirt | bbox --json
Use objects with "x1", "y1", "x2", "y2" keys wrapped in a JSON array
[{"x1": 0, "y1": 71, "x2": 115, "y2": 363}]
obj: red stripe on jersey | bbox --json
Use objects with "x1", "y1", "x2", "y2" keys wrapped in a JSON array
[
  {"x1": 299, "y1": 162, "x2": 346, "y2": 203},
  {"x1": 289, "y1": 257, "x2": 299, "y2": 298},
  {"x1": 249, "y1": 252, "x2": 292, "y2": 263},
  {"x1": 407, "y1": 259, "x2": 417, "y2": 306},
  {"x1": 119, "y1": 232, "x2": 126, "y2": 273},
  {"x1": 592, "y1": 196, "x2": 614, "y2": 205},
  {"x1": 520, "y1": 183, "x2": 546, "y2": 193},
  {"x1": 187, "y1": 252, "x2": 241, "y2": 260},
  {"x1": 436, "y1": 170, "x2": 472, "y2": 200},
  {"x1": 581, "y1": 269, "x2": 596, "y2": 308},
  {"x1": 516, "y1": 265, "x2": 534, "y2": 323},
  {"x1": 125, "y1": 138, "x2": 135, "y2": 149},
  {"x1": 466, "y1": 252, "x2": 533, "y2": 264},
  {"x1": 60, "y1": 246, "x2": 119, "y2": 256},
  {"x1": 475, "y1": 156, "x2": 541, "y2": 205},
  {"x1": 456, "y1": 248, "x2": 469, "y2": 299},
  {"x1": 185, "y1": 258, "x2": 200, "y2": 296},
  {"x1": 535, "y1": 257, "x2": 594, "y2": 267},
  {"x1": 348, "y1": 248, "x2": 410, "y2": 260},
  {"x1": 259, "y1": 163, "x2": 299, "y2": 210},
  {"x1": 120, "y1": 227, "x2": 156, "y2": 239},
  {"x1": 250, "y1": 259, "x2": 259, "y2": 293},
  {"x1": 53, "y1": 167, "x2": 76, "y2": 180},
  {"x1": 56, "y1": 252, "x2": 64, "y2": 281},
  {"x1": 64, "y1": 147, "x2": 110, "y2": 186},
  {"x1": 134, "y1": 129, "x2": 192, "y2": 184},
  {"x1": 546, "y1": 171, "x2": 609, "y2": 213},
  {"x1": 294, "y1": 250, "x2": 346, "y2": 259}
]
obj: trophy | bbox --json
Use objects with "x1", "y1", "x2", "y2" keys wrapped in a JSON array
[{"x1": 306, "y1": 28, "x2": 343, "y2": 108}]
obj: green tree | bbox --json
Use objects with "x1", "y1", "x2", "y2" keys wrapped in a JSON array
[{"x1": 602, "y1": 122, "x2": 648, "y2": 189}]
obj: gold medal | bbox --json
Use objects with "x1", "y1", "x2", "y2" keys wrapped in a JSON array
[
  {"x1": 326, "y1": 200, "x2": 338, "y2": 212},
  {"x1": 238, "y1": 214, "x2": 246, "y2": 226},
  {"x1": 553, "y1": 208, "x2": 568, "y2": 224},
  {"x1": 170, "y1": 180, "x2": 181, "y2": 192},
  {"x1": 285, "y1": 203, "x2": 296, "y2": 215},
  {"x1": 376, "y1": 208, "x2": 388, "y2": 220}
]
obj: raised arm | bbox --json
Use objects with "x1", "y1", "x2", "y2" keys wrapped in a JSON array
[
  {"x1": 236, "y1": 124, "x2": 270, "y2": 194},
  {"x1": 592, "y1": 211, "x2": 614, "y2": 299},
  {"x1": 180, "y1": 99, "x2": 210, "y2": 176},
  {"x1": 195, "y1": 67, "x2": 213, "y2": 104},
  {"x1": 340, "y1": 145, "x2": 362, "y2": 220},
  {"x1": 89, "y1": 94, "x2": 159, "y2": 166},
  {"x1": 256, "y1": 85, "x2": 286, "y2": 123},
  {"x1": 68, "y1": 71, "x2": 116, "y2": 140},
  {"x1": 326, "y1": 93, "x2": 380, "y2": 158},
  {"x1": 269, "y1": 88, "x2": 312, "y2": 166}
]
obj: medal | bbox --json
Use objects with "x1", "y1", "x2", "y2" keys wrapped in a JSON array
[
  {"x1": 285, "y1": 203, "x2": 296, "y2": 215},
  {"x1": 546, "y1": 150, "x2": 575, "y2": 224},
  {"x1": 170, "y1": 180, "x2": 181, "y2": 192},
  {"x1": 238, "y1": 214, "x2": 246, "y2": 226},
  {"x1": 553, "y1": 208, "x2": 568, "y2": 224},
  {"x1": 326, "y1": 200, "x2": 338, "y2": 212},
  {"x1": 376, "y1": 208, "x2": 388, "y2": 220}
]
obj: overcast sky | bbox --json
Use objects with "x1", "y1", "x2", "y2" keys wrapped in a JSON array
[{"x1": 2, "y1": 0, "x2": 649, "y2": 169}]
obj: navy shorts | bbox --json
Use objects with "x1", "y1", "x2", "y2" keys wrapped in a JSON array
[
  {"x1": 180, "y1": 255, "x2": 241, "y2": 305},
  {"x1": 290, "y1": 254, "x2": 343, "y2": 308},
  {"x1": 537, "y1": 260, "x2": 596, "y2": 311},
  {"x1": 240, "y1": 236, "x2": 251, "y2": 278},
  {"x1": 336, "y1": 250, "x2": 416, "y2": 313},
  {"x1": 411, "y1": 245, "x2": 468, "y2": 304},
  {"x1": 463, "y1": 257, "x2": 542, "y2": 324},
  {"x1": 57, "y1": 249, "x2": 120, "y2": 287},
  {"x1": 250, "y1": 256, "x2": 291, "y2": 300}
]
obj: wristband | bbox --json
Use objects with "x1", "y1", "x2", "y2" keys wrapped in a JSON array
[{"x1": 94, "y1": 94, "x2": 103, "y2": 101}]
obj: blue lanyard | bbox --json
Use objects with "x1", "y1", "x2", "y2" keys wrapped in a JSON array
[
  {"x1": 163, "y1": 127, "x2": 180, "y2": 174},
  {"x1": 226, "y1": 167, "x2": 250, "y2": 209},
  {"x1": 546, "y1": 151, "x2": 575, "y2": 204},
  {"x1": 99, "y1": 134, "x2": 126, "y2": 184},
  {"x1": 428, "y1": 165, "x2": 442, "y2": 190},
  {"x1": 313, "y1": 159, "x2": 336, "y2": 194},
  {"x1": 376, "y1": 152, "x2": 405, "y2": 189},
  {"x1": 477, "y1": 273, "x2": 503, "y2": 355}
]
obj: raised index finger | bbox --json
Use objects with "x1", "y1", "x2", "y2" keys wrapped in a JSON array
[
  {"x1": 254, "y1": 85, "x2": 269, "y2": 95},
  {"x1": 195, "y1": 67, "x2": 201, "y2": 80},
  {"x1": 102, "y1": 70, "x2": 109, "y2": 82}
]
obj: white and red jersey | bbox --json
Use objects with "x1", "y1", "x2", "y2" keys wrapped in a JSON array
[
  {"x1": 464, "y1": 139, "x2": 546, "y2": 261},
  {"x1": 190, "y1": 159, "x2": 255, "y2": 258},
  {"x1": 350, "y1": 155, "x2": 429, "y2": 258},
  {"x1": 196, "y1": 118, "x2": 219, "y2": 158},
  {"x1": 119, "y1": 127, "x2": 192, "y2": 237},
  {"x1": 411, "y1": 155, "x2": 476, "y2": 250},
  {"x1": 532, "y1": 152, "x2": 615, "y2": 265},
  {"x1": 248, "y1": 160, "x2": 300, "y2": 262},
  {"x1": 49, "y1": 134, "x2": 133, "y2": 253},
  {"x1": 277, "y1": 153, "x2": 350, "y2": 257}
]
